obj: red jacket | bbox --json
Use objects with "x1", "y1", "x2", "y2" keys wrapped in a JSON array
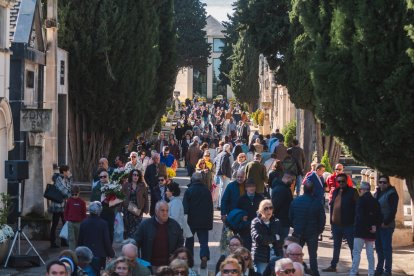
[
  {"x1": 326, "y1": 173, "x2": 353, "y2": 202},
  {"x1": 64, "y1": 197, "x2": 87, "y2": 222}
]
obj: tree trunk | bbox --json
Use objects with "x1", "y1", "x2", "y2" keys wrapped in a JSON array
[
  {"x1": 297, "y1": 109, "x2": 316, "y2": 171},
  {"x1": 68, "y1": 106, "x2": 113, "y2": 181}
]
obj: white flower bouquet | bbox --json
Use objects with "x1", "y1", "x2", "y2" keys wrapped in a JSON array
[
  {"x1": 100, "y1": 182, "x2": 125, "y2": 207},
  {"x1": 0, "y1": 225, "x2": 14, "y2": 244}
]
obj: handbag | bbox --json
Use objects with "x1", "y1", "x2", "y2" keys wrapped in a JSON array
[
  {"x1": 59, "y1": 222, "x2": 68, "y2": 240},
  {"x1": 44, "y1": 184, "x2": 64, "y2": 203},
  {"x1": 127, "y1": 202, "x2": 142, "y2": 216}
]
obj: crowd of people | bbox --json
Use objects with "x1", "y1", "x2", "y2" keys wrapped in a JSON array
[{"x1": 46, "y1": 98, "x2": 399, "y2": 276}]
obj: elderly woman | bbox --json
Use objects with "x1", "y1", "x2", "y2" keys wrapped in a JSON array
[
  {"x1": 215, "y1": 236, "x2": 244, "y2": 274},
  {"x1": 231, "y1": 153, "x2": 248, "y2": 180},
  {"x1": 251, "y1": 199, "x2": 282, "y2": 274},
  {"x1": 76, "y1": 246, "x2": 96, "y2": 276},
  {"x1": 122, "y1": 169, "x2": 149, "y2": 238},
  {"x1": 170, "y1": 248, "x2": 198, "y2": 276},
  {"x1": 125, "y1": 151, "x2": 143, "y2": 173},
  {"x1": 220, "y1": 257, "x2": 243, "y2": 276},
  {"x1": 169, "y1": 259, "x2": 189, "y2": 276},
  {"x1": 78, "y1": 201, "x2": 115, "y2": 273}
]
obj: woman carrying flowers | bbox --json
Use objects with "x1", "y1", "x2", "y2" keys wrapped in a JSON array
[{"x1": 121, "y1": 169, "x2": 148, "y2": 238}]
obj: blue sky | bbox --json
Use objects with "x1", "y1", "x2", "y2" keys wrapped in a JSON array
[{"x1": 201, "y1": 0, "x2": 234, "y2": 23}]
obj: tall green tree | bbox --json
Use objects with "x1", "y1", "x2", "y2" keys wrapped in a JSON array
[
  {"x1": 297, "y1": 0, "x2": 414, "y2": 197},
  {"x1": 59, "y1": 0, "x2": 162, "y2": 180},
  {"x1": 174, "y1": 0, "x2": 210, "y2": 71}
]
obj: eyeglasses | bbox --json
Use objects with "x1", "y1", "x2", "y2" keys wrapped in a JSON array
[
  {"x1": 222, "y1": 269, "x2": 240, "y2": 275},
  {"x1": 158, "y1": 179, "x2": 166, "y2": 182},
  {"x1": 99, "y1": 175, "x2": 108, "y2": 179},
  {"x1": 379, "y1": 181, "x2": 388, "y2": 184},
  {"x1": 281, "y1": 269, "x2": 296, "y2": 274},
  {"x1": 263, "y1": 206, "x2": 273, "y2": 211},
  {"x1": 71, "y1": 193, "x2": 79, "y2": 196},
  {"x1": 132, "y1": 173, "x2": 139, "y2": 176}
]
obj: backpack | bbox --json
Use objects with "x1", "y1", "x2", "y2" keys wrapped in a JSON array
[
  {"x1": 226, "y1": 208, "x2": 250, "y2": 232},
  {"x1": 282, "y1": 158, "x2": 298, "y2": 176}
]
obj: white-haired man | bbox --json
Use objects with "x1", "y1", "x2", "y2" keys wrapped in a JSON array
[
  {"x1": 121, "y1": 243, "x2": 151, "y2": 276},
  {"x1": 275, "y1": 258, "x2": 296, "y2": 276},
  {"x1": 215, "y1": 143, "x2": 232, "y2": 209}
]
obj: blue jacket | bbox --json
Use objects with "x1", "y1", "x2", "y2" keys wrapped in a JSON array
[
  {"x1": 305, "y1": 172, "x2": 325, "y2": 204},
  {"x1": 289, "y1": 194, "x2": 326, "y2": 238},
  {"x1": 221, "y1": 180, "x2": 244, "y2": 216}
]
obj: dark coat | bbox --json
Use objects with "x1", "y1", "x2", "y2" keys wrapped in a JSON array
[
  {"x1": 134, "y1": 217, "x2": 184, "y2": 263},
  {"x1": 289, "y1": 194, "x2": 326, "y2": 238},
  {"x1": 221, "y1": 180, "x2": 244, "y2": 216},
  {"x1": 251, "y1": 215, "x2": 282, "y2": 263},
  {"x1": 144, "y1": 163, "x2": 158, "y2": 191},
  {"x1": 236, "y1": 193, "x2": 264, "y2": 234},
  {"x1": 330, "y1": 186, "x2": 359, "y2": 226},
  {"x1": 183, "y1": 181, "x2": 214, "y2": 230},
  {"x1": 354, "y1": 191, "x2": 382, "y2": 239},
  {"x1": 215, "y1": 151, "x2": 232, "y2": 178},
  {"x1": 78, "y1": 215, "x2": 115, "y2": 258},
  {"x1": 271, "y1": 181, "x2": 293, "y2": 227},
  {"x1": 305, "y1": 172, "x2": 325, "y2": 204}
]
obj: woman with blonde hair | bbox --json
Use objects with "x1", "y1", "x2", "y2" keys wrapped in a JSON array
[
  {"x1": 231, "y1": 153, "x2": 248, "y2": 179},
  {"x1": 219, "y1": 257, "x2": 243, "y2": 276},
  {"x1": 106, "y1": 257, "x2": 132, "y2": 276},
  {"x1": 251, "y1": 199, "x2": 282, "y2": 274},
  {"x1": 169, "y1": 259, "x2": 189, "y2": 276},
  {"x1": 234, "y1": 247, "x2": 260, "y2": 276},
  {"x1": 196, "y1": 158, "x2": 213, "y2": 190}
]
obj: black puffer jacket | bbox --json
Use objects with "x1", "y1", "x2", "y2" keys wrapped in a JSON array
[
  {"x1": 251, "y1": 214, "x2": 282, "y2": 263},
  {"x1": 354, "y1": 192, "x2": 382, "y2": 239}
]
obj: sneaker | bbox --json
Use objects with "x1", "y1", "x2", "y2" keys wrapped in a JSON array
[
  {"x1": 322, "y1": 266, "x2": 337, "y2": 272},
  {"x1": 200, "y1": 257, "x2": 208, "y2": 269}
]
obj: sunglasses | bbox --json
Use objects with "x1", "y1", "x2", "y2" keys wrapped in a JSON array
[
  {"x1": 281, "y1": 269, "x2": 296, "y2": 274},
  {"x1": 132, "y1": 173, "x2": 139, "y2": 176},
  {"x1": 158, "y1": 179, "x2": 166, "y2": 182},
  {"x1": 263, "y1": 206, "x2": 273, "y2": 211},
  {"x1": 379, "y1": 181, "x2": 388, "y2": 184},
  {"x1": 71, "y1": 193, "x2": 79, "y2": 196},
  {"x1": 222, "y1": 269, "x2": 239, "y2": 275},
  {"x1": 99, "y1": 175, "x2": 108, "y2": 179}
]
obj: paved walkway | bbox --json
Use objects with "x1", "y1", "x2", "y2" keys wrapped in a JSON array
[{"x1": 1, "y1": 168, "x2": 412, "y2": 275}]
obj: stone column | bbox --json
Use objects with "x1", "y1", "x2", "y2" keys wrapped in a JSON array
[{"x1": 23, "y1": 132, "x2": 45, "y2": 215}]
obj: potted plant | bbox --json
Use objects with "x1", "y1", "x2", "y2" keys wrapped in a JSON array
[{"x1": 0, "y1": 193, "x2": 14, "y2": 263}]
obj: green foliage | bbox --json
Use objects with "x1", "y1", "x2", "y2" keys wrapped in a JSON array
[
  {"x1": 174, "y1": 0, "x2": 210, "y2": 71},
  {"x1": 282, "y1": 120, "x2": 296, "y2": 147},
  {"x1": 0, "y1": 193, "x2": 11, "y2": 225},
  {"x1": 251, "y1": 109, "x2": 264, "y2": 126},
  {"x1": 321, "y1": 150, "x2": 333, "y2": 173}
]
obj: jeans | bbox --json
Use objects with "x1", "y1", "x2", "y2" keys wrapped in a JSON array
[
  {"x1": 350, "y1": 237, "x2": 375, "y2": 276},
  {"x1": 295, "y1": 175, "x2": 303, "y2": 195},
  {"x1": 300, "y1": 235, "x2": 320, "y2": 276},
  {"x1": 375, "y1": 227, "x2": 394, "y2": 274},
  {"x1": 67, "y1": 221, "x2": 81, "y2": 251},
  {"x1": 50, "y1": 212, "x2": 66, "y2": 245},
  {"x1": 331, "y1": 224, "x2": 354, "y2": 268},
  {"x1": 187, "y1": 164, "x2": 195, "y2": 176},
  {"x1": 185, "y1": 228, "x2": 210, "y2": 260},
  {"x1": 253, "y1": 261, "x2": 268, "y2": 274},
  {"x1": 217, "y1": 176, "x2": 230, "y2": 208}
]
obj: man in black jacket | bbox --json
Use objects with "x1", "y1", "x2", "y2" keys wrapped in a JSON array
[
  {"x1": 289, "y1": 181, "x2": 325, "y2": 276},
  {"x1": 323, "y1": 173, "x2": 359, "y2": 273},
  {"x1": 350, "y1": 182, "x2": 382, "y2": 276},
  {"x1": 183, "y1": 172, "x2": 214, "y2": 269},
  {"x1": 236, "y1": 179, "x2": 264, "y2": 251},
  {"x1": 215, "y1": 144, "x2": 232, "y2": 209},
  {"x1": 271, "y1": 173, "x2": 294, "y2": 242},
  {"x1": 134, "y1": 201, "x2": 184, "y2": 269}
]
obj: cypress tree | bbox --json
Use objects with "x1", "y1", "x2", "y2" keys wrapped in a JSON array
[
  {"x1": 59, "y1": 0, "x2": 160, "y2": 180},
  {"x1": 297, "y1": 0, "x2": 414, "y2": 197}
]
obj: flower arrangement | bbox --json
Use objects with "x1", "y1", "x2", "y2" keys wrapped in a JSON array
[
  {"x1": 0, "y1": 193, "x2": 13, "y2": 244},
  {"x1": 101, "y1": 182, "x2": 125, "y2": 207},
  {"x1": 166, "y1": 167, "x2": 176, "y2": 179},
  {"x1": 110, "y1": 167, "x2": 130, "y2": 184}
]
